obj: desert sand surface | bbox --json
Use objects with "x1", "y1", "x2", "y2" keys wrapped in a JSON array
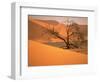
[{"x1": 28, "y1": 40, "x2": 88, "y2": 66}]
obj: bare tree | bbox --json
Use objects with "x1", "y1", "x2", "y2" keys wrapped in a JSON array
[{"x1": 47, "y1": 19, "x2": 84, "y2": 49}]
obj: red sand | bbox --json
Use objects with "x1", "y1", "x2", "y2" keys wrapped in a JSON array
[{"x1": 28, "y1": 40, "x2": 88, "y2": 66}]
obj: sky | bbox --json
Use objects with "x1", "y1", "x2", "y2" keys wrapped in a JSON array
[{"x1": 30, "y1": 15, "x2": 88, "y2": 25}]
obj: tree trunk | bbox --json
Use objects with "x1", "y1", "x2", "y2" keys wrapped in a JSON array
[
  {"x1": 48, "y1": 27, "x2": 70, "y2": 49},
  {"x1": 52, "y1": 33, "x2": 70, "y2": 49},
  {"x1": 62, "y1": 39, "x2": 69, "y2": 49},
  {"x1": 66, "y1": 39, "x2": 70, "y2": 49},
  {"x1": 66, "y1": 30, "x2": 70, "y2": 49}
]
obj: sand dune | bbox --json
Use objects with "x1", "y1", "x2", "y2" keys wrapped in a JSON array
[
  {"x1": 28, "y1": 18, "x2": 66, "y2": 43},
  {"x1": 28, "y1": 16, "x2": 87, "y2": 42},
  {"x1": 29, "y1": 16, "x2": 49, "y2": 29},
  {"x1": 29, "y1": 16, "x2": 66, "y2": 33},
  {"x1": 28, "y1": 40, "x2": 88, "y2": 66}
]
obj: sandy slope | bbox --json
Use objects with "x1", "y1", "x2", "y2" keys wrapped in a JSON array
[
  {"x1": 29, "y1": 16, "x2": 67, "y2": 36},
  {"x1": 28, "y1": 16, "x2": 87, "y2": 43},
  {"x1": 28, "y1": 40, "x2": 88, "y2": 66}
]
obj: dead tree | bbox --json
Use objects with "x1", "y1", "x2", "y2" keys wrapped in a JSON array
[{"x1": 47, "y1": 20, "x2": 84, "y2": 49}]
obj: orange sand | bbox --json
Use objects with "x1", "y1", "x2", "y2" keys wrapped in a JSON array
[{"x1": 28, "y1": 40, "x2": 88, "y2": 66}]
